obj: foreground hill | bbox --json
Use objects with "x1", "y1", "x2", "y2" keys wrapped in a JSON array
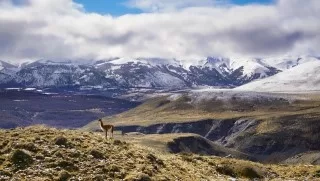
[
  {"x1": 84, "y1": 90, "x2": 320, "y2": 164},
  {"x1": 1, "y1": 126, "x2": 320, "y2": 180}
]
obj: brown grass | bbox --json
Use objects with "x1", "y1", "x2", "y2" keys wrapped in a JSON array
[
  {"x1": 2, "y1": 126, "x2": 320, "y2": 180},
  {"x1": 83, "y1": 93, "x2": 320, "y2": 133}
]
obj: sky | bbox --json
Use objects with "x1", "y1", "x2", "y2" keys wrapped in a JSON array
[
  {"x1": 73, "y1": 0, "x2": 273, "y2": 15},
  {"x1": 0, "y1": 0, "x2": 319, "y2": 63}
]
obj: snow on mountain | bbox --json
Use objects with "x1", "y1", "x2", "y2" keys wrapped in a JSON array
[
  {"x1": 261, "y1": 55, "x2": 318, "y2": 71},
  {"x1": 0, "y1": 60, "x2": 17, "y2": 70},
  {"x1": 0, "y1": 56, "x2": 318, "y2": 90},
  {"x1": 98, "y1": 56, "x2": 280, "y2": 85},
  {"x1": 0, "y1": 61, "x2": 19, "y2": 86},
  {"x1": 109, "y1": 57, "x2": 180, "y2": 66},
  {"x1": 97, "y1": 57, "x2": 276, "y2": 79},
  {"x1": 204, "y1": 57, "x2": 275, "y2": 78},
  {"x1": 21, "y1": 59, "x2": 96, "y2": 68},
  {"x1": 236, "y1": 60, "x2": 320, "y2": 92}
]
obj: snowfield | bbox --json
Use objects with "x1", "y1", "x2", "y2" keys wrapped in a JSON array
[{"x1": 236, "y1": 61, "x2": 320, "y2": 92}]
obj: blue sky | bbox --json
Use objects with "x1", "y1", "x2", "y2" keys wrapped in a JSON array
[
  {"x1": 74, "y1": 0, "x2": 274, "y2": 15},
  {"x1": 74, "y1": 0, "x2": 141, "y2": 15}
]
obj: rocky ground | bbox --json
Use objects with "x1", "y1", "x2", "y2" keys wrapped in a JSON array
[{"x1": 1, "y1": 126, "x2": 320, "y2": 181}]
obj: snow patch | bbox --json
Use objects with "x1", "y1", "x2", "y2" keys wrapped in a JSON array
[{"x1": 236, "y1": 61, "x2": 320, "y2": 92}]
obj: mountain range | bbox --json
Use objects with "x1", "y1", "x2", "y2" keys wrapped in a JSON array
[{"x1": 0, "y1": 56, "x2": 319, "y2": 90}]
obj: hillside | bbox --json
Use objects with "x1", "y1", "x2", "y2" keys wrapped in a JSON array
[
  {"x1": 124, "y1": 133, "x2": 253, "y2": 160},
  {"x1": 84, "y1": 90, "x2": 320, "y2": 164},
  {"x1": 236, "y1": 61, "x2": 320, "y2": 92},
  {"x1": 1, "y1": 126, "x2": 320, "y2": 180}
]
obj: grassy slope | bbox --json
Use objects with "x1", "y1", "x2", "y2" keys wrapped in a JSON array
[
  {"x1": 84, "y1": 92, "x2": 320, "y2": 128},
  {"x1": 1, "y1": 126, "x2": 320, "y2": 180},
  {"x1": 121, "y1": 133, "x2": 252, "y2": 160}
]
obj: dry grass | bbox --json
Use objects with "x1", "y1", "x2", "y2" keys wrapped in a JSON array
[
  {"x1": 1, "y1": 126, "x2": 320, "y2": 180},
  {"x1": 84, "y1": 93, "x2": 320, "y2": 133}
]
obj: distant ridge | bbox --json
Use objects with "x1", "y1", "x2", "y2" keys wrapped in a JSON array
[{"x1": 0, "y1": 55, "x2": 318, "y2": 89}]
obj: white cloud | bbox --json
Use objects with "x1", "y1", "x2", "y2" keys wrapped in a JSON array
[{"x1": 0, "y1": 0, "x2": 319, "y2": 63}]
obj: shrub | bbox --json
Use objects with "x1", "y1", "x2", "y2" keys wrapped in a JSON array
[
  {"x1": 113, "y1": 140, "x2": 122, "y2": 145},
  {"x1": 90, "y1": 149, "x2": 105, "y2": 159},
  {"x1": 239, "y1": 167, "x2": 263, "y2": 179},
  {"x1": 58, "y1": 171, "x2": 71, "y2": 181},
  {"x1": 108, "y1": 164, "x2": 121, "y2": 172},
  {"x1": 216, "y1": 164, "x2": 264, "y2": 179},
  {"x1": 216, "y1": 165, "x2": 236, "y2": 177},
  {"x1": 10, "y1": 149, "x2": 33, "y2": 169},
  {"x1": 54, "y1": 136, "x2": 69, "y2": 147},
  {"x1": 314, "y1": 170, "x2": 320, "y2": 178}
]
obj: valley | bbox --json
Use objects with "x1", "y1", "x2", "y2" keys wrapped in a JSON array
[{"x1": 0, "y1": 89, "x2": 140, "y2": 129}]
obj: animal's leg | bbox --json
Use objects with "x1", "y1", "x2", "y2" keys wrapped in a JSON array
[
  {"x1": 105, "y1": 130, "x2": 108, "y2": 139},
  {"x1": 111, "y1": 129, "x2": 113, "y2": 138},
  {"x1": 111, "y1": 126, "x2": 114, "y2": 138}
]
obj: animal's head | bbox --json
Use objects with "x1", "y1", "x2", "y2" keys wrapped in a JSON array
[{"x1": 98, "y1": 119, "x2": 102, "y2": 122}]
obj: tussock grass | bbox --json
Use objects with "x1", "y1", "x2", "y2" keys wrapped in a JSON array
[{"x1": 1, "y1": 126, "x2": 320, "y2": 180}]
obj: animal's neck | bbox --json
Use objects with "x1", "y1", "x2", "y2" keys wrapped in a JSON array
[{"x1": 99, "y1": 121, "x2": 104, "y2": 128}]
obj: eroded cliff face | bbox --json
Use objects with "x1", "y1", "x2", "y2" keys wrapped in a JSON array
[
  {"x1": 115, "y1": 118, "x2": 320, "y2": 163},
  {"x1": 117, "y1": 119, "x2": 256, "y2": 144}
]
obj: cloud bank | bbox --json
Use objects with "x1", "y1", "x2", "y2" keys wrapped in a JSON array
[{"x1": 0, "y1": 0, "x2": 319, "y2": 63}]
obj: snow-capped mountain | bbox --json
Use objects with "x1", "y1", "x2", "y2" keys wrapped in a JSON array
[
  {"x1": 92, "y1": 56, "x2": 281, "y2": 88},
  {"x1": 260, "y1": 55, "x2": 319, "y2": 71},
  {"x1": 0, "y1": 60, "x2": 17, "y2": 72},
  {"x1": 236, "y1": 60, "x2": 320, "y2": 92},
  {"x1": 0, "y1": 60, "x2": 18, "y2": 87},
  {"x1": 0, "y1": 56, "x2": 317, "y2": 89}
]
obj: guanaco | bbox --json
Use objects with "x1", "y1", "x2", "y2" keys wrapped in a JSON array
[{"x1": 98, "y1": 119, "x2": 114, "y2": 139}]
